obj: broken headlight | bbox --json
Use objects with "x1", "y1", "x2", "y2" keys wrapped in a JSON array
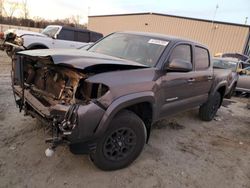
[{"x1": 75, "y1": 80, "x2": 109, "y2": 102}]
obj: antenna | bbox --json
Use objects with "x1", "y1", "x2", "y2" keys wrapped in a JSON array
[
  {"x1": 211, "y1": 4, "x2": 219, "y2": 29},
  {"x1": 210, "y1": 3, "x2": 219, "y2": 55}
]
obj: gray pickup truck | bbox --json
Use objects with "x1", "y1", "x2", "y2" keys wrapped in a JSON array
[{"x1": 11, "y1": 32, "x2": 231, "y2": 170}]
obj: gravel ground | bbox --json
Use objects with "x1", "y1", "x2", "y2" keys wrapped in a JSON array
[{"x1": 0, "y1": 51, "x2": 249, "y2": 188}]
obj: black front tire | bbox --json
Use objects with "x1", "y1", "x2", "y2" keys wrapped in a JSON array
[
  {"x1": 199, "y1": 91, "x2": 221, "y2": 121},
  {"x1": 90, "y1": 110, "x2": 146, "y2": 171}
]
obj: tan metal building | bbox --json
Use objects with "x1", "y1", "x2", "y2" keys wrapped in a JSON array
[{"x1": 88, "y1": 13, "x2": 250, "y2": 56}]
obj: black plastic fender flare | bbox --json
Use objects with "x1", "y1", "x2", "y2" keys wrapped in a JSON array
[
  {"x1": 211, "y1": 81, "x2": 228, "y2": 96},
  {"x1": 94, "y1": 91, "x2": 156, "y2": 138}
]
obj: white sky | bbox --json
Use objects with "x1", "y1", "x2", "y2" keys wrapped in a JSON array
[
  {"x1": 5, "y1": 0, "x2": 250, "y2": 25},
  {"x1": 27, "y1": 0, "x2": 126, "y2": 24}
]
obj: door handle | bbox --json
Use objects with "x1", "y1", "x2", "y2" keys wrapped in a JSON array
[
  {"x1": 208, "y1": 76, "x2": 213, "y2": 80},
  {"x1": 166, "y1": 97, "x2": 178, "y2": 102},
  {"x1": 187, "y1": 78, "x2": 195, "y2": 83}
]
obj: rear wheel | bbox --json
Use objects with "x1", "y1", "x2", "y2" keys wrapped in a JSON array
[
  {"x1": 90, "y1": 110, "x2": 146, "y2": 171},
  {"x1": 199, "y1": 91, "x2": 221, "y2": 121}
]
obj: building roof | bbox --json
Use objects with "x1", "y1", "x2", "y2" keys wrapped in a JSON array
[{"x1": 89, "y1": 12, "x2": 250, "y2": 28}]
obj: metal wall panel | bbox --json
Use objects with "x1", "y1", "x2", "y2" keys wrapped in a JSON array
[{"x1": 88, "y1": 14, "x2": 250, "y2": 55}]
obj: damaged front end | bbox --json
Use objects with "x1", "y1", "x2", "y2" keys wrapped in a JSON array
[
  {"x1": 0, "y1": 30, "x2": 24, "y2": 57},
  {"x1": 12, "y1": 54, "x2": 109, "y2": 154}
]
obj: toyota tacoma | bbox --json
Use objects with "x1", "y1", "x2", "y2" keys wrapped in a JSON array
[{"x1": 11, "y1": 32, "x2": 230, "y2": 170}]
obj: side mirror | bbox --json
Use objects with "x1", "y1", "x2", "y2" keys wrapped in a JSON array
[
  {"x1": 52, "y1": 34, "x2": 58, "y2": 39},
  {"x1": 166, "y1": 58, "x2": 193, "y2": 72}
]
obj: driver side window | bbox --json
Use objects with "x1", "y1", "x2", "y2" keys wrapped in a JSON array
[{"x1": 169, "y1": 44, "x2": 192, "y2": 63}]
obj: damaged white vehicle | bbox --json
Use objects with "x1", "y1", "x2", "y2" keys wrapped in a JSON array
[{"x1": 0, "y1": 25, "x2": 103, "y2": 56}]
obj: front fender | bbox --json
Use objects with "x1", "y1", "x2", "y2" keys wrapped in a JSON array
[
  {"x1": 24, "y1": 35, "x2": 51, "y2": 49},
  {"x1": 94, "y1": 91, "x2": 155, "y2": 137}
]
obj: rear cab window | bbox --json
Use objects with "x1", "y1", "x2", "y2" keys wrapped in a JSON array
[{"x1": 195, "y1": 46, "x2": 210, "y2": 70}]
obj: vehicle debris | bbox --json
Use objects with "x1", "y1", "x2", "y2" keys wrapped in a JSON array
[
  {"x1": 45, "y1": 147, "x2": 55, "y2": 157},
  {"x1": 214, "y1": 116, "x2": 222, "y2": 121}
]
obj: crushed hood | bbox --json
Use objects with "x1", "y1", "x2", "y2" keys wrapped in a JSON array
[
  {"x1": 5, "y1": 29, "x2": 46, "y2": 38},
  {"x1": 17, "y1": 49, "x2": 149, "y2": 70}
]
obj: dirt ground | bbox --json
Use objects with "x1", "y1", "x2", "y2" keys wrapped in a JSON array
[{"x1": 0, "y1": 51, "x2": 249, "y2": 188}]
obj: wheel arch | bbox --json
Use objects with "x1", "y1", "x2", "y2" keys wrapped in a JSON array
[
  {"x1": 95, "y1": 92, "x2": 156, "y2": 142},
  {"x1": 27, "y1": 43, "x2": 49, "y2": 50},
  {"x1": 214, "y1": 83, "x2": 227, "y2": 106}
]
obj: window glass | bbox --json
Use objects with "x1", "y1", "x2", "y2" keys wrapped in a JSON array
[
  {"x1": 91, "y1": 33, "x2": 103, "y2": 42},
  {"x1": 58, "y1": 29, "x2": 74, "y2": 41},
  {"x1": 77, "y1": 32, "x2": 89, "y2": 42},
  {"x1": 41, "y1": 26, "x2": 60, "y2": 38},
  {"x1": 195, "y1": 47, "x2": 210, "y2": 70},
  {"x1": 89, "y1": 33, "x2": 168, "y2": 67},
  {"x1": 169, "y1": 45, "x2": 192, "y2": 63},
  {"x1": 245, "y1": 66, "x2": 250, "y2": 71},
  {"x1": 212, "y1": 59, "x2": 237, "y2": 71}
]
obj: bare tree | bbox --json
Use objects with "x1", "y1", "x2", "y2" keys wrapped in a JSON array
[
  {"x1": 70, "y1": 14, "x2": 81, "y2": 27},
  {"x1": 0, "y1": 0, "x2": 4, "y2": 17},
  {"x1": 20, "y1": 0, "x2": 28, "y2": 19},
  {"x1": 33, "y1": 16, "x2": 44, "y2": 22},
  {"x1": 2, "y1": 0, "x2": 19, "y2": 20}
]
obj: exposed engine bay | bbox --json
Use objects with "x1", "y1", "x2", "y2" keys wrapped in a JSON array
[
  {"x1": 11, "y1": 55, "x2": 111, "y2": 154},
  {"x1": 14, "y1": 56, "x2": 109, "y2": 109}
]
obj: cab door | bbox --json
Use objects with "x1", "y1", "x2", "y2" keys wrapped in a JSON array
[
  {"x1": 192, "y1": 46, "x2": 213, "y2": 101},
  {"x1": 54, "y1": 29, "x2": 77, "y2": 48},
  {"x1": 158, "y1": 43, "x2": 197, "y2": 118}
]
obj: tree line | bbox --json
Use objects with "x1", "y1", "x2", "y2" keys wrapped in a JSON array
[{"x1": 0, "y1": 0, "x2": 86, "y2": 29}]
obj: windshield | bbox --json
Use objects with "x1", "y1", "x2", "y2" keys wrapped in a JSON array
[
  {"x1": 88, "y1": 33, "x2": 169, "y2": 67},
  {"x1": 41, "y1": 26, "x2": 60, "y2": 38},
  {"x1": 213, "y1": 59, "x2": 238, "y2": 72}
]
